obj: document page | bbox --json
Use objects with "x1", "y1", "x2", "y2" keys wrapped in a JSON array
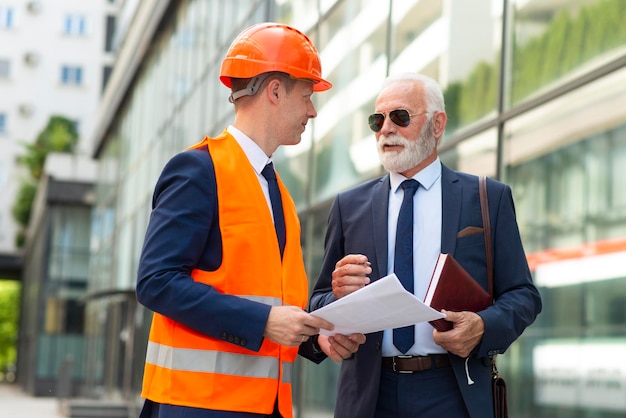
[{"x1": 311, "y1": 274, "x2": 446, "y2": 336}]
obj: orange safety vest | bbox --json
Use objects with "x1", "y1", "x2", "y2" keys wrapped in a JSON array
[{"x1": 141, "y1": 131, "x2": 308, "y2": 417}]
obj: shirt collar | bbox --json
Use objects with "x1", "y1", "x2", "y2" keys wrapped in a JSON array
[
  {"x1": 389, "y1": 157, "x2": 442, "y2": 193},
  {"x1": 227, "y1": 125, "x2": 272, "y2": 175}
]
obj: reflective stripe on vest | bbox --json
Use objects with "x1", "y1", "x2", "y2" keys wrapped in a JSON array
[
  {"x1": 145, "y1": 341, "x2": 294, "y2": 382},
  {"x1": 241, "y1": 295, "x2": 283, "y2": 306}
]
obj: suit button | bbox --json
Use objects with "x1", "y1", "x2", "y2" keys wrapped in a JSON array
[
  {"x1": 234, "y1": 336, "x2": 241, "y2": 344},
  {"x1": 222, "y1": 332, "x2": 228, "y2": 340},
  {"x1": 241, "y1": 339, "x2": 247, "y2": 346}
]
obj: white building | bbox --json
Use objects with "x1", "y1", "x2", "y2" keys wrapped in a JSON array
[{"x1": 0, "y1": 0, "x2": 116, "y2": 264}]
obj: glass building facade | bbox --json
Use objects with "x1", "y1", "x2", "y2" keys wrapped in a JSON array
[
  {"x1": 19, "y1": 172, "x2": 93, "y2": 396},
  {"x1": 85, "y1": 0, "x2": 626, "y2": 416}
]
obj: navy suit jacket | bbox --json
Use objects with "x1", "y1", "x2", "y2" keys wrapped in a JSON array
[{"x1": 309, "y1": 163, "x2": 542, "y2": 418}]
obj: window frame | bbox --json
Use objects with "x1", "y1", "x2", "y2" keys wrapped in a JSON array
[
  {"x1": 0, "y1": 58, "x2": 10, "y2": 78},
  {"x1": 63, "y1": 14, "x2": 87, "y2": 36},
  {"x1": 61, "y1": 65, "x2": 83, "y2": 86},
  {"x1": 0, "y1": 7, "x2": 14, "y2": 29}
]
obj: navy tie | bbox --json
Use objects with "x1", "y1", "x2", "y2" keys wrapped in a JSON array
[
  {"x1": 393, "y1": 179, "x2": 419, "y2": 353},
  {"x1": 261, "y1": 163, "x2": 286, "y2": 258}
]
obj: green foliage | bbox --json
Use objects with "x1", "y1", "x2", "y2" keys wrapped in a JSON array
[
  {"x1": 541, "y1": 13, "x2": 570, "y2": 81},
  {"x1": 443, "y1": 0, "x2": 626, "y2": 129},
  {"x1": 0, "y1": 281, "x2": 20, "y2": 376},
  {"x1": 443, "y1": 82, "x2": 462, "y2": 131},
  {"x1": 510, "y1": 0, "x2": 626, "y2": 103},
  {"x1": 459, "y1": 61, "x2": 498, "y2": 124},
  {"x1": 11, "y1": 115, "x2": 78, "y2": 247},
  {"x1": 18, "y1": 116, "x2": 78, "y2": 180},
  {"x1": 11, "y1": 182, "x2": 37, "y2": 227}
]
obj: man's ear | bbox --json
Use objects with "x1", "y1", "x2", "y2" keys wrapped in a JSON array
[
  {"x1": 266, "y1": 78, "x2": 281, "y2": 104},
  {"x1": 433, "y1": 111, "x2": 447, "y2": 139}
]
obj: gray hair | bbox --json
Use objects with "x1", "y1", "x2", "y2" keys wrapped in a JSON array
[{"x1": 381, "y1": 72, "x2": 445, "y2": 114}]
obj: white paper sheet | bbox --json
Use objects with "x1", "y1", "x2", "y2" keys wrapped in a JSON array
[{"x1": 311, "y1": 273, "x2": 446, "y2": 336}]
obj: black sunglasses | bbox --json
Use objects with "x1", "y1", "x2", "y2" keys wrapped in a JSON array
[{"x1": 368, "y1": 109, "x2": 428, "y2": 132}]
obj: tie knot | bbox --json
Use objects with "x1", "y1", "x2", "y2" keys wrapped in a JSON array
[
  {"x1": 262, "y1": 162, "x2": 276, "y2": 181},
  {"x1": 401, "y1": 179, "x2": 419, "y2": 196}
]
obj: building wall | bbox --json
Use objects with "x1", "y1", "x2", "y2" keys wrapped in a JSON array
[
  {"x1": 0, "y1": 0, "x2": 115, "y2": 255},
  {"x1": 86, "y1": 0, "x2": 626, "y2": 416}
]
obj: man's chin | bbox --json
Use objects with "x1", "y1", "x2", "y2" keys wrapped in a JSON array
[
  {"x1": 380, "y1": 160, "x2": 406, "y2": 173},
  {"x1": 379, "y1": 149, "x2": 401, "y2": 160}
]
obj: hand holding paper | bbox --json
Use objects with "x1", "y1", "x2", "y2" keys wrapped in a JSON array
[{"x1": 310, "y1": 274, "x2": 445, "y2": 336}]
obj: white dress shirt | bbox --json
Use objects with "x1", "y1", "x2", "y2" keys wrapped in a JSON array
[
  {"x1": 227, "y1": 125, "x2": 275, "y2": 221},
  {"x1": 381, "y1": 158, "x2": 446, "y2": 356}
]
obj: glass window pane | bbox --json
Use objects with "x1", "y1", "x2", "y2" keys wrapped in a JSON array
[
  {"x1": 389, "y1": 0, "x2": 502, "y2": 135},
  {"x1": 305, "y1": 0, "x2": 389, "y2": 205},
  {"x1": 297, "y1": 202, "x2": 339, "y2": 416},
  {"x1": 276, "y1": 0, "x2": 319, "y2": 31},
  {"x1": 504, "y1": 69, "x2": 626, "y2": 253},
  {"x1": 0, "y1": 59, "x2": 9, "y2": 78},
  {"x1": 440, "y1": 128, "x2": 497, "y2": 177},
  {"x1": 0, "y1": 7, "x2": 13, "y2": 28},
  {"x1": 510, "y1": 0, "x2": 626, "y2": 106}
]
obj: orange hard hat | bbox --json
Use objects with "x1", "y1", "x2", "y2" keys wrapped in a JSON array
[{"x1": 220, "y1": 22, "x2": 332, "y2": 92}]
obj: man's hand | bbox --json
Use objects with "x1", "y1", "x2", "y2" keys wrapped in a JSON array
[
  {"x1": 318, "y1": 333, "x2": 366, "y2": 362},
  {"x1": 332, "y1": 254, "x2": 371, "y2": 299},
  {"x1": 264, "y1": 306, "x2": 334, "y2": 346},
  {"x1": 432, "y1": 310, "x2": 484, "y2": 358}
]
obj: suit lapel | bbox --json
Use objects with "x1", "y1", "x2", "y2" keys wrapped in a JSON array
[
  {"x1": 372, "y1": 176, "x2": 390, "y2": 279},
  {"x1": 441, "y1": 165, "x2": 462, "y2": 256}
]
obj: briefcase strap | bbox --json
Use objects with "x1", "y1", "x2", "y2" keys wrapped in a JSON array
[
  {"x1": 480, "y1": 176, "x2": 509, "y2": 417},
  {"x1": 479, "y1": 176, "x2": 493, "y2": 300}
]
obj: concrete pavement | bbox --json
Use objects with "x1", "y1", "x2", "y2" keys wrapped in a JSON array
[{"x1": 0, "y1": 383, "x2": 61, "y2": 418}]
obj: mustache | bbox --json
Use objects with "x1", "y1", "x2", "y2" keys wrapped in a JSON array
[{"x1": 378, "y1": 134, "x2": 410, "y2": 148}]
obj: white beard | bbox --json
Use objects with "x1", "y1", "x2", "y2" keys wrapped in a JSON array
[{"x1": 377, "y1": 123, "x2": 435, "y2": 174}]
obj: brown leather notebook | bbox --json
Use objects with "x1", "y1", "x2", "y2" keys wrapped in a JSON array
[{"x1": 424, "y1": 253, "x2": 492, "y2": 331}]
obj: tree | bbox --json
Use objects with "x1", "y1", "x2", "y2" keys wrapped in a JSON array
[
  {"x1": 11, "y1": 116, "x2": 78, "y2": 247},
  {"x1": 0, "y1": 280, "x2": 19, "y2": 381}
]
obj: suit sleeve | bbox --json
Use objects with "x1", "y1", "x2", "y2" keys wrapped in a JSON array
[
  {"x1": 476, "y1": 182, "x2": 542, "y2": 358},
  {"x1": 136, "y1": 150, "x2": 270, "y2": 351},
  {"x1": 298, "y1": 335, "x2": 327, "y2": 364}
]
